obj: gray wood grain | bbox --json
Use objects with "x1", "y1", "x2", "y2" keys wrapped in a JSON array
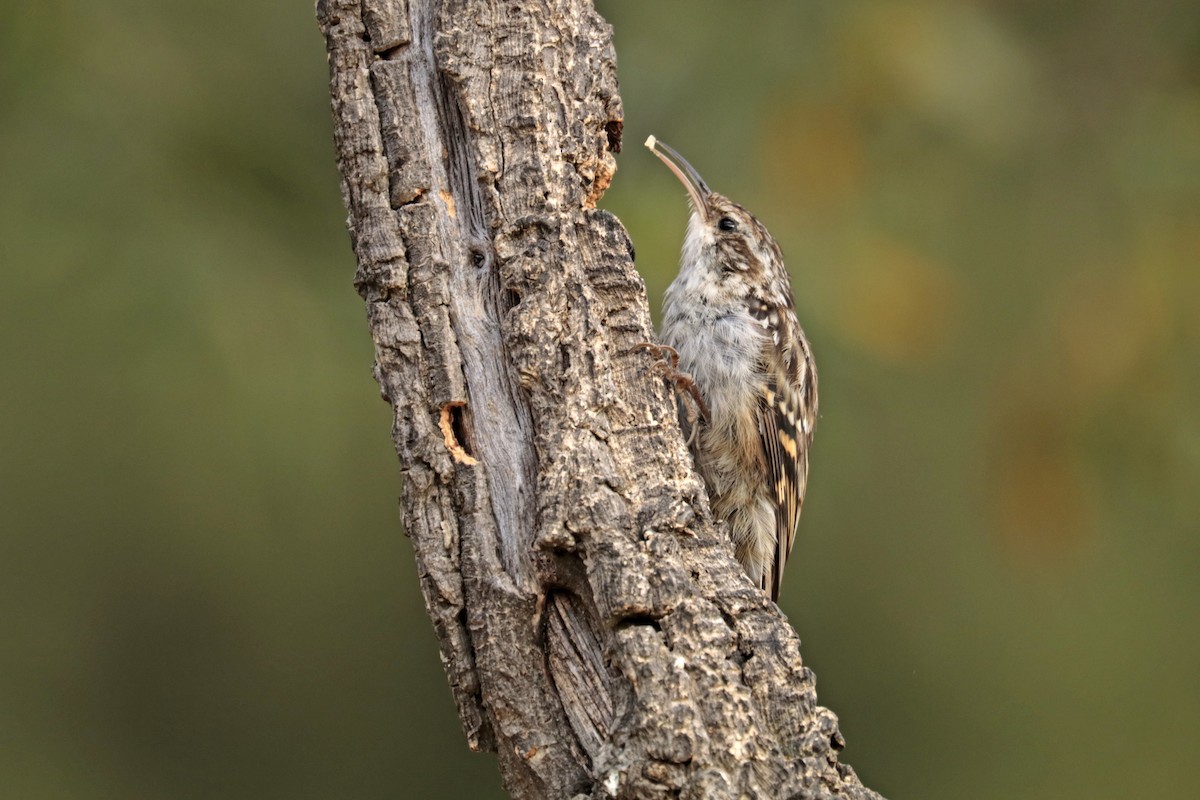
[{"x1": 318, "y1": 1, "x2": 885, "y2": 797}]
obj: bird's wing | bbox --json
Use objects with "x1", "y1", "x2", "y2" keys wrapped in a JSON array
[{"x1": 757, "y1": 360, "x2": 815, "y2": 601}]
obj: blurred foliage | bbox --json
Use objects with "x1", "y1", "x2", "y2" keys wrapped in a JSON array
[{"x1": 1, "y1": 1, "x2": 1197, "y2": 798}]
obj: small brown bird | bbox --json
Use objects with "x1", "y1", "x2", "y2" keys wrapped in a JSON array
[{"x1": 646, "y1": 135, "x2": 818, "y2": 601}]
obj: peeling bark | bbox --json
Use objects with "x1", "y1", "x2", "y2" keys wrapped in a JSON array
[{"x1": 317, "y1": 1, "x2": 885, "y2": 797}]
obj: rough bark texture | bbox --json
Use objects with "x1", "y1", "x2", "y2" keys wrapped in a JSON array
[{"x1": 317, "y1": 2, "x2": 885, "y2": 798}]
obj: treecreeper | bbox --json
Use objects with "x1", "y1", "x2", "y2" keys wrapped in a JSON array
[{"x1": 644, "y1": 135, "x2": 818, "y2": 602}]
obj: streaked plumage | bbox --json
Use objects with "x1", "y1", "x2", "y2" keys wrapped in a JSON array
[{"x1": 647, "y1": 136, "x2": 817, "y2": 600}]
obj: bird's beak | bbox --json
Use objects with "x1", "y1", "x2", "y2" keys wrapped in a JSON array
[{"x1": 645, "y1": 135, "x2": 711, "y2": 221}]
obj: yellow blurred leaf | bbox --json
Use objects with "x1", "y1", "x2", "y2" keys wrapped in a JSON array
[
  {"x1": 762, "y1": 102, "x2": 866, "y2": 215},
  {"x1": 834, "y1": 236, "x2": 962, "y2": 364},
  {"x1": 987, "y1": 404, "x2": 1092, "y2": 562}
]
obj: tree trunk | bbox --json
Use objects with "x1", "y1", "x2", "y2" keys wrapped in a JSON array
[{"x1": 317, "y1": 1, "x2": 885, "y2": 798}]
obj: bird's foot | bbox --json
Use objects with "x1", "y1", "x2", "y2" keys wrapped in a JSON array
[{"x1": 627, "y1": 342, "x2": 709, "y2": 445}]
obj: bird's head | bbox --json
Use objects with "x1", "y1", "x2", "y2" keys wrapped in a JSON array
[{"x1": 645, "y1": 135, "x2": 788, "y2": 302}]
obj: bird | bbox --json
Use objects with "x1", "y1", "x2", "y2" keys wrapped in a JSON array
[{"x1": 644, "y1": 135, "x2": 818, "y2": 601}]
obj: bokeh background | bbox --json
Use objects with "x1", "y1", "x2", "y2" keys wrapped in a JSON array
[{"x1": 2, "y1": 1, "x2": 1197, "y2": 797}]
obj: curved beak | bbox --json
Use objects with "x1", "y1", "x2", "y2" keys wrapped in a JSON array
[{"x1": 645, "y1": 135, "x2": 711, "y2": 221}]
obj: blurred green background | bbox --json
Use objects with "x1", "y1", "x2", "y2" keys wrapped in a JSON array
[{"x1": 2, "y1": 1, "x2": 1197, "y2": 797}]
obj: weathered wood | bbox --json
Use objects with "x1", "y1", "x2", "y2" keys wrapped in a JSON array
[{"x1": 317, "y1": 1, "x2": 885, "y2": 797}]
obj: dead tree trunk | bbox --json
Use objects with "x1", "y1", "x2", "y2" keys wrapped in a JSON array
[{"x1": 317, "y1": 1, "x2": 884, "y2": 798}]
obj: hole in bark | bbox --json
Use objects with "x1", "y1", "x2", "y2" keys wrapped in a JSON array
[
  {"x1": 470, "y1": 246, "x2": 487, "y2": 269},
  {"x1": 605, "y1": 119, "x2": 623, "y2": 153},
  {"x1": 615, "y1": 614, "x2": 662, "y2": 633},
  {"x1": 450, "y1": 405, "x2": 473, "y2": 455},
  {"x1": 439, "y1": 402, "x2": 478, "y2": 465}
]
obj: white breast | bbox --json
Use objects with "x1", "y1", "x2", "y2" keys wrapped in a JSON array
[{"x1": 661, "y1": 272, "x2": 765, "y2": 425}]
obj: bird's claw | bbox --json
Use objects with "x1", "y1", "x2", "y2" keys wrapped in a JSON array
[
  {"x1": 628, "y1": 341, "x2": 709, "y2": 446},
  {"x1": 627, "y1": 342, "x2": 680, "y2": 371}
]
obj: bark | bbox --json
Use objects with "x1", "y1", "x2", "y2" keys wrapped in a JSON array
[{"x1": 317, "y1": 1, "x2": 885, "y2": 798}]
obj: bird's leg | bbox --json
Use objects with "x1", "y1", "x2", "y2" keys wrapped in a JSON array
[{"x1": 627, "y1": 342, "x2": 709, "y2": 445}]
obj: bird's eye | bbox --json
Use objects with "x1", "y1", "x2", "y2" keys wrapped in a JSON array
[{"x1": 718, "y1": 216, "x2": 737, "y2": 232}]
